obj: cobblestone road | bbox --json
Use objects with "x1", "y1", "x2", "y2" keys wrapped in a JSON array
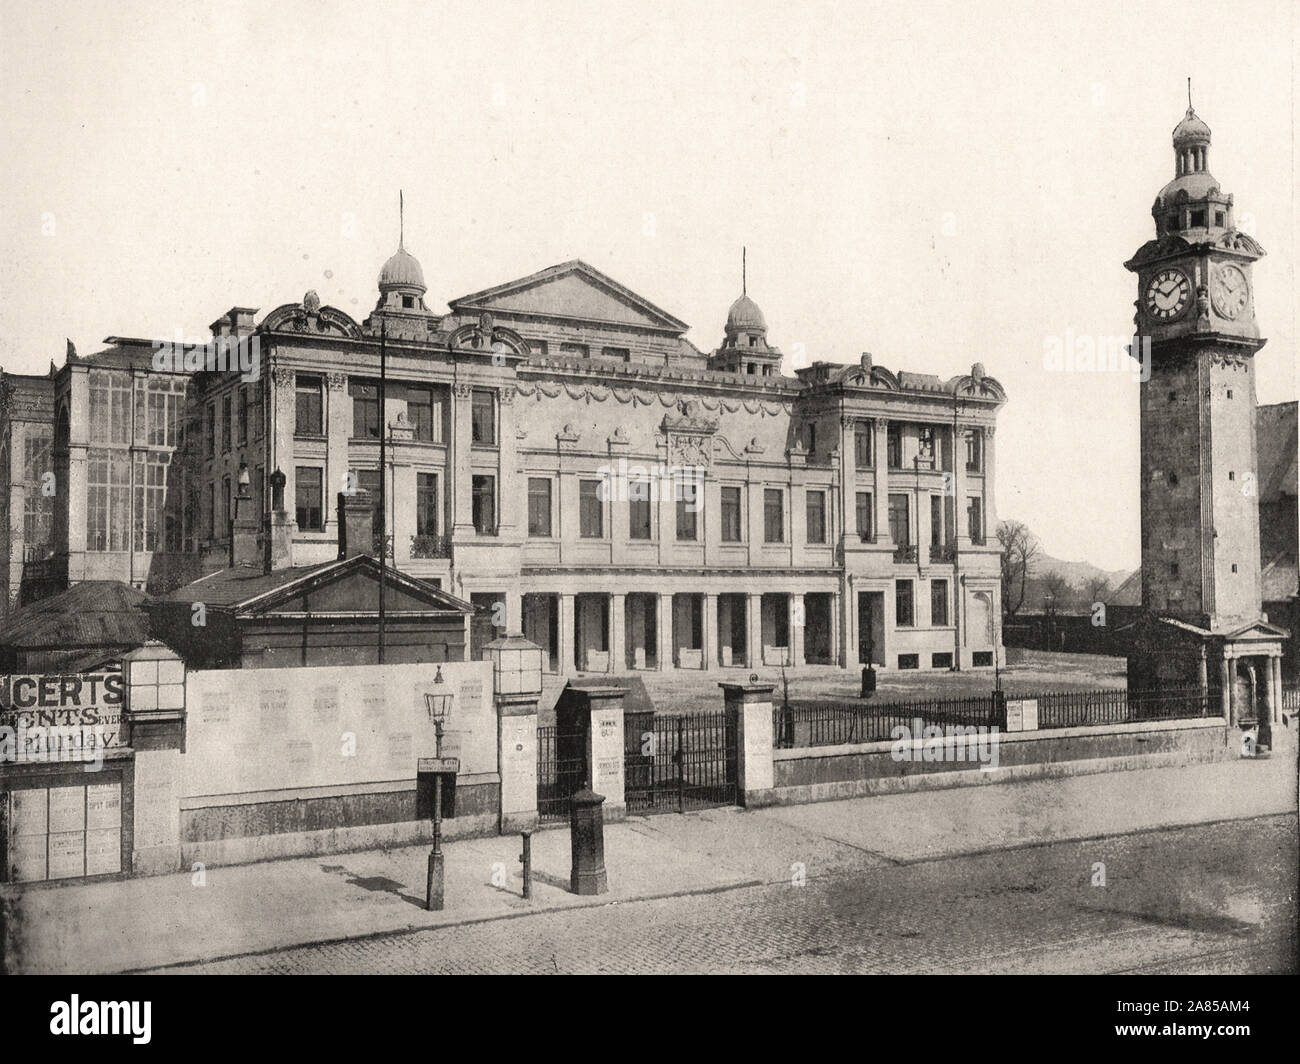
[{"x1": 159, "y1": 815, "x2": 1297, "y2": 974}]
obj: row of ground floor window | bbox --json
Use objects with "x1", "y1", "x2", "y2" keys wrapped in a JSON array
[{"x1": 465, "y1": 586, "x2": 999, "y2": 673}]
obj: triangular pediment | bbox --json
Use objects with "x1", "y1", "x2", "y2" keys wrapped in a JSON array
[
  {"x1": 450, "y1": 261, "x2": 687, "y2": 334},
  {"x1": 1223, "y1": 619, "x2": 1290, "y2": 641},
  {"x1": 237, "y1": 556, "x2": 473, "y2": 617}
]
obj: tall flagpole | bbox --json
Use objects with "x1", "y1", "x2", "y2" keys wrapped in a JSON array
[{"x1": 378, "y1": 317, "x2": 387, "y2": 664}]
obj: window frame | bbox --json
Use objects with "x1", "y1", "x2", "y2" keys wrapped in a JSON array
[
  {"x1": 294, "y1": 466, "x2": 325, "y2": 532},
  {"x1": 295, "y1": 376, "x2": 325, "y2": 437},
  {"x1": 720, "y1": 485, "x2": 743, "y2": 543},
  {"x1": 805, "y1": 489, "x2": 827, "y2": 544},
  {"x1": 895, "y1": 579, "x2": 915, "y2": 628},
  {"x1": 763, "y1": 488, "x2": 785, "y2": 544},
  {"x1": 579, "y1": 479, "x2": 604, "y2": 539},
  {"x1": 527, "y1": 477, "x2": 553, "y2": 538}
]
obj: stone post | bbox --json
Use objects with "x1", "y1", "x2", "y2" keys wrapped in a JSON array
[
  {"x1": 720, "y1": 682, "x2": 775, "y2": 807},
  {"x1": 124, "y1": 643, "x2": 188, "y2": 876},
  {"x1": 561, "y1": 686, "x2": 626, "y2": 822}
]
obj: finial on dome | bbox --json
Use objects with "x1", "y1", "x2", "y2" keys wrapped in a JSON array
[{"x1": 742, "y1": 245, "x2": 747, "y2": 297}]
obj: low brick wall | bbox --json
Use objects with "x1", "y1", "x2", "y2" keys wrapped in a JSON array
[
  {"x1": 179, "y1": 775, "x2": 501, "y2": 867},
  {"x1": 756, "y1": 718, "x2": 1232, "y2": 807}
]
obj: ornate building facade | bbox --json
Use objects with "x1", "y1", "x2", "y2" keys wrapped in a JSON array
[{"x1": 2, "y1": 246, "x2": 1007, "y2": 675}]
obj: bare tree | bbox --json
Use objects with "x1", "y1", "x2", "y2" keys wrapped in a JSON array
[
  {"x1": 1083, "y1": 575, "x2": 1111, "y2": 606},
  {"x1": 997, "y1": 519, "x2": 1040, "y2": 618},
  {"x1": 1041, "y1": 571, "x2": 1071, "y2": 616}
]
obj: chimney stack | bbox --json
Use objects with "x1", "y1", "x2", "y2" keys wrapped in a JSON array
[{"x1": 337, "y1": 489, "x2": 376, "y2": 559}]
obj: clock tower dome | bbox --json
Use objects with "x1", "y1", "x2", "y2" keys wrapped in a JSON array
[{"x1": 1122, "y1": 89, "x2": 1286, "y2": 739}]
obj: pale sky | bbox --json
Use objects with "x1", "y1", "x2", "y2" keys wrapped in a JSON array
[{"x1": 1, "y1": 0, "x2": 1295, "y2": 571}]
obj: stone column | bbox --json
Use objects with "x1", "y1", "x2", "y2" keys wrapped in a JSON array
[
  {"x1": 983, "y1": 426, "x2": 997, "y2": 533},
  {"x1": 873, "y1": 419, "x2": 890, "y2": 544},
  {"x1": 325, "y1": 372, "x2": 349, "y2": 541},
  {"x1": 657, "y1": 592, "x2": 673, "y2": 670},
  {"x1": 702, "y1": 592, "x2": 717, "y2": 670},
  {"x1": 451, "y1": 382, "x2": 475, "y2": 537},
  {"x1": 829, "y1": 589, "x2": 841, "y2": 667},
  {"x1": 496, "y1": 390, "x2": 520, "y2": 540},
  {"x1": 840, "y1": 417, "x2": 857, "y2": 538},
  {"x1": 747, "y1": 591, "x2": 763, "y2": 669},
  {"x1": 497, "y1": 692, "x2": 540, "y2": 834},
  {"x1": 610, "y1": 592, "x2": 626, "y2": 673},
  {"x1": 558, "y1": 593, "x2": 575, "y2": 676},
  {"x1": 790, "y1": 593, "x2": 805, "y2": 667},
  {"x1": 1272, "y1": 656, "x2": 1284, "y2": 724},
  {"x1": 954, "y1": 423, "x2": 969, "y2": 548},
  {"x1": 1220, "y1": 651, "x2": 1232, "y2": 723},
  {"x1": 721, "y1": 683, "x2": 775, "y2": 807}
]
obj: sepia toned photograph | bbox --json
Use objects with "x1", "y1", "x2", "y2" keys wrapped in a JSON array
[{"x1": 0, "y1": 0, "x2": 1295, "y2": 1019}]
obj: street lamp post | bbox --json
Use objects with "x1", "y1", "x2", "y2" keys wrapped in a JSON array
[{"x1": 423, "y1": 666, "x2": 456, "y2": 911}]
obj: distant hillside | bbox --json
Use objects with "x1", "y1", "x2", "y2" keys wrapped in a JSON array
[{"x1": 1033, "y1": 553, "x2": 1133, "y2": 592}]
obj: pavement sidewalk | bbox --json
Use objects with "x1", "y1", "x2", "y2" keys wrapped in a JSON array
[{"x1": 4, "y1": 753, "x2": 1296, "y2": 974}]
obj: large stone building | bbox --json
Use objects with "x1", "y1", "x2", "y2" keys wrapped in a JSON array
[
  {"x1": 1122, "y1": 99, "x2": 1288, "y2": 724},
  {"x1": 2, "y1": 245, "x2": 1007, "y2": 676}
]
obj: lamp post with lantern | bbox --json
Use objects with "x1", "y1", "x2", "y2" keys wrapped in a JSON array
[{"x1": 421, "y1": 664, "x2": 457, "y2": 910}]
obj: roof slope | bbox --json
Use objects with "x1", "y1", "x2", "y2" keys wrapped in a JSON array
[{"x1": 0, "y1": 581, "x2": 152, "y2": 649}]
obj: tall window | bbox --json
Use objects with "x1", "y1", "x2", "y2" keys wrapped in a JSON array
[
  {"x1": 676, "y1": 481, "x2": 698, "y2": 541},
  {"x1": 967, "y1": 497, "x2": 984, "y2": 543},
  {"x1": 965, "y1": 430, "x2": 982, "y2": 472},
  {"x1": 855, "y1": 491, "x2": 873, "y2": 541},
  {"x1": 408, "y1": 386, "x2": 441, "y2": 442},
  {"x1": 895, "y1": 579, "x2": 914, "y2": 627},
  {"x1": 888, "y1": 493, "x2": 910, "y2": 545},
  {"x1": 23, "y1": 434, "x2": 53, "y2": 553},
  {"x1": 206, "y1": 482, "x2": 215, "y2": 539},
  {"x1": 295, "y1": 466, "x2": 324, "y2": 531},
  {"x1": 205, "y1": 404, "x2": 216, "y2": 458},
  {"x1": 87, "y1": 449, "x2": 130, "y2": 551},
  {"x1": 221, "y1": 394, "x2": 232, "y2": 453},
  {"x1": 351, "y1": 381, "x2": 380, "y2": 439},
  {"x1": 144, "y1": 377, "x2": 185, "y2": 447},
  {"x1": 250, "y1": 382, "x2": 263, "y2": 440},
  {"x1": 89, "y1": 371, "x2": 131, "y2": 444},
  {"x1": 930, "y1": 494, "x2": 944, "y2": 546},
  {"x1": 887, "y1": 424, "x2": 902, "y2": 469},
  {"x1": 629, "y1": 480, "x2": 652, "y2": 540},
  {"x1": 417, "y1": 473, "x2": 439, "y2": 536},
  {"x1": 721, "y1": 486, "x2": 742, "y2": 542},
  {"x1": 133, "y1": 452, "x2": 171, "y2": 552},
  {"x1": 472, "y1": 475, "x2": 496, "y2": 533},
  {"x1": 222, "y1": 474, "x2": 232, "y2": 533},
  {"x1": 917, "y1": 426, "x2": 935, "y2": 469},
  {"x1": 295, "y1": 376, "x2": 324, "y2": 436},
  {"x1": 931, "y1": 579, "x2": 949, "y2": 626},
  {"x1": 854, "y1": 424, "x2": 873, "y2": 467},
  {"x1": 471, "y1": 389, "x2": 496, "y2": 445},
  {"x1": 527, "y1": 477, "x2": 552, "y2": 537},
  {"x1": 763, "y1": 488, "x2": 784, "y2": 543},
  {"x1": 805, "y1": 490, "x2": 826, "y2": 544},
  {"x1": 237, "y1": 387, "x2": 249, "y2": 446},
  {"x1": 579, "y1": 479, "x2": 603, "y2": 538}
]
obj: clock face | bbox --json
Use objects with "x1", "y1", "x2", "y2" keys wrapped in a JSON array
[
  {"x1": 1211, "y1": 263, "x2": 1249, "y2": 320},
  {"x1": 1145, "y1": 269, "x2": 1191, "y2": 321}
]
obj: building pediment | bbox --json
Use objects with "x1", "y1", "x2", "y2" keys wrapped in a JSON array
[{"x1": 450, "y1": 260, "x2": 688, "y2": 334}]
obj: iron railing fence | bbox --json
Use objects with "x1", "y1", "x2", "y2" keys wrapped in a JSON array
[
  {"x1": 773, "y1": 694, "x2": 999, "y2": 749},
  {"x1": 773, "y1": 686, "x2": 1218, "y2": 749},
  {"x1": 1026, "y1": 687, "x2": 1211, "y2": 729},
  {"x1": 1283, "y1": 685, "x2": 1300, "y2": 713}
]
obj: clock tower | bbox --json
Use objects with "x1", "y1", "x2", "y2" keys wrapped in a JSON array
[{"x1": 1122, "y1": 91, "x2": 1287, "y2": 739}]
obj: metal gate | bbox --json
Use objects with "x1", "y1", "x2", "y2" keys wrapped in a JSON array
[
  {"x1": 537, "y1": 725, "x2": 586, "y2": 823},
  {"x1": 624, "y1": 710, "x2": 737, "y2": 814}
]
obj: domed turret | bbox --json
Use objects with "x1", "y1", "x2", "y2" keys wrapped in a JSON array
[
  {"x1": 726, "y1": 293, "x2": 766, "y2": 334},
  {"x1": 379, "y1": 246, "x2": 426, "y2": 294},
  {"x1": 1151, "y1": 86, "x2": 1231, "y2": 237}
]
